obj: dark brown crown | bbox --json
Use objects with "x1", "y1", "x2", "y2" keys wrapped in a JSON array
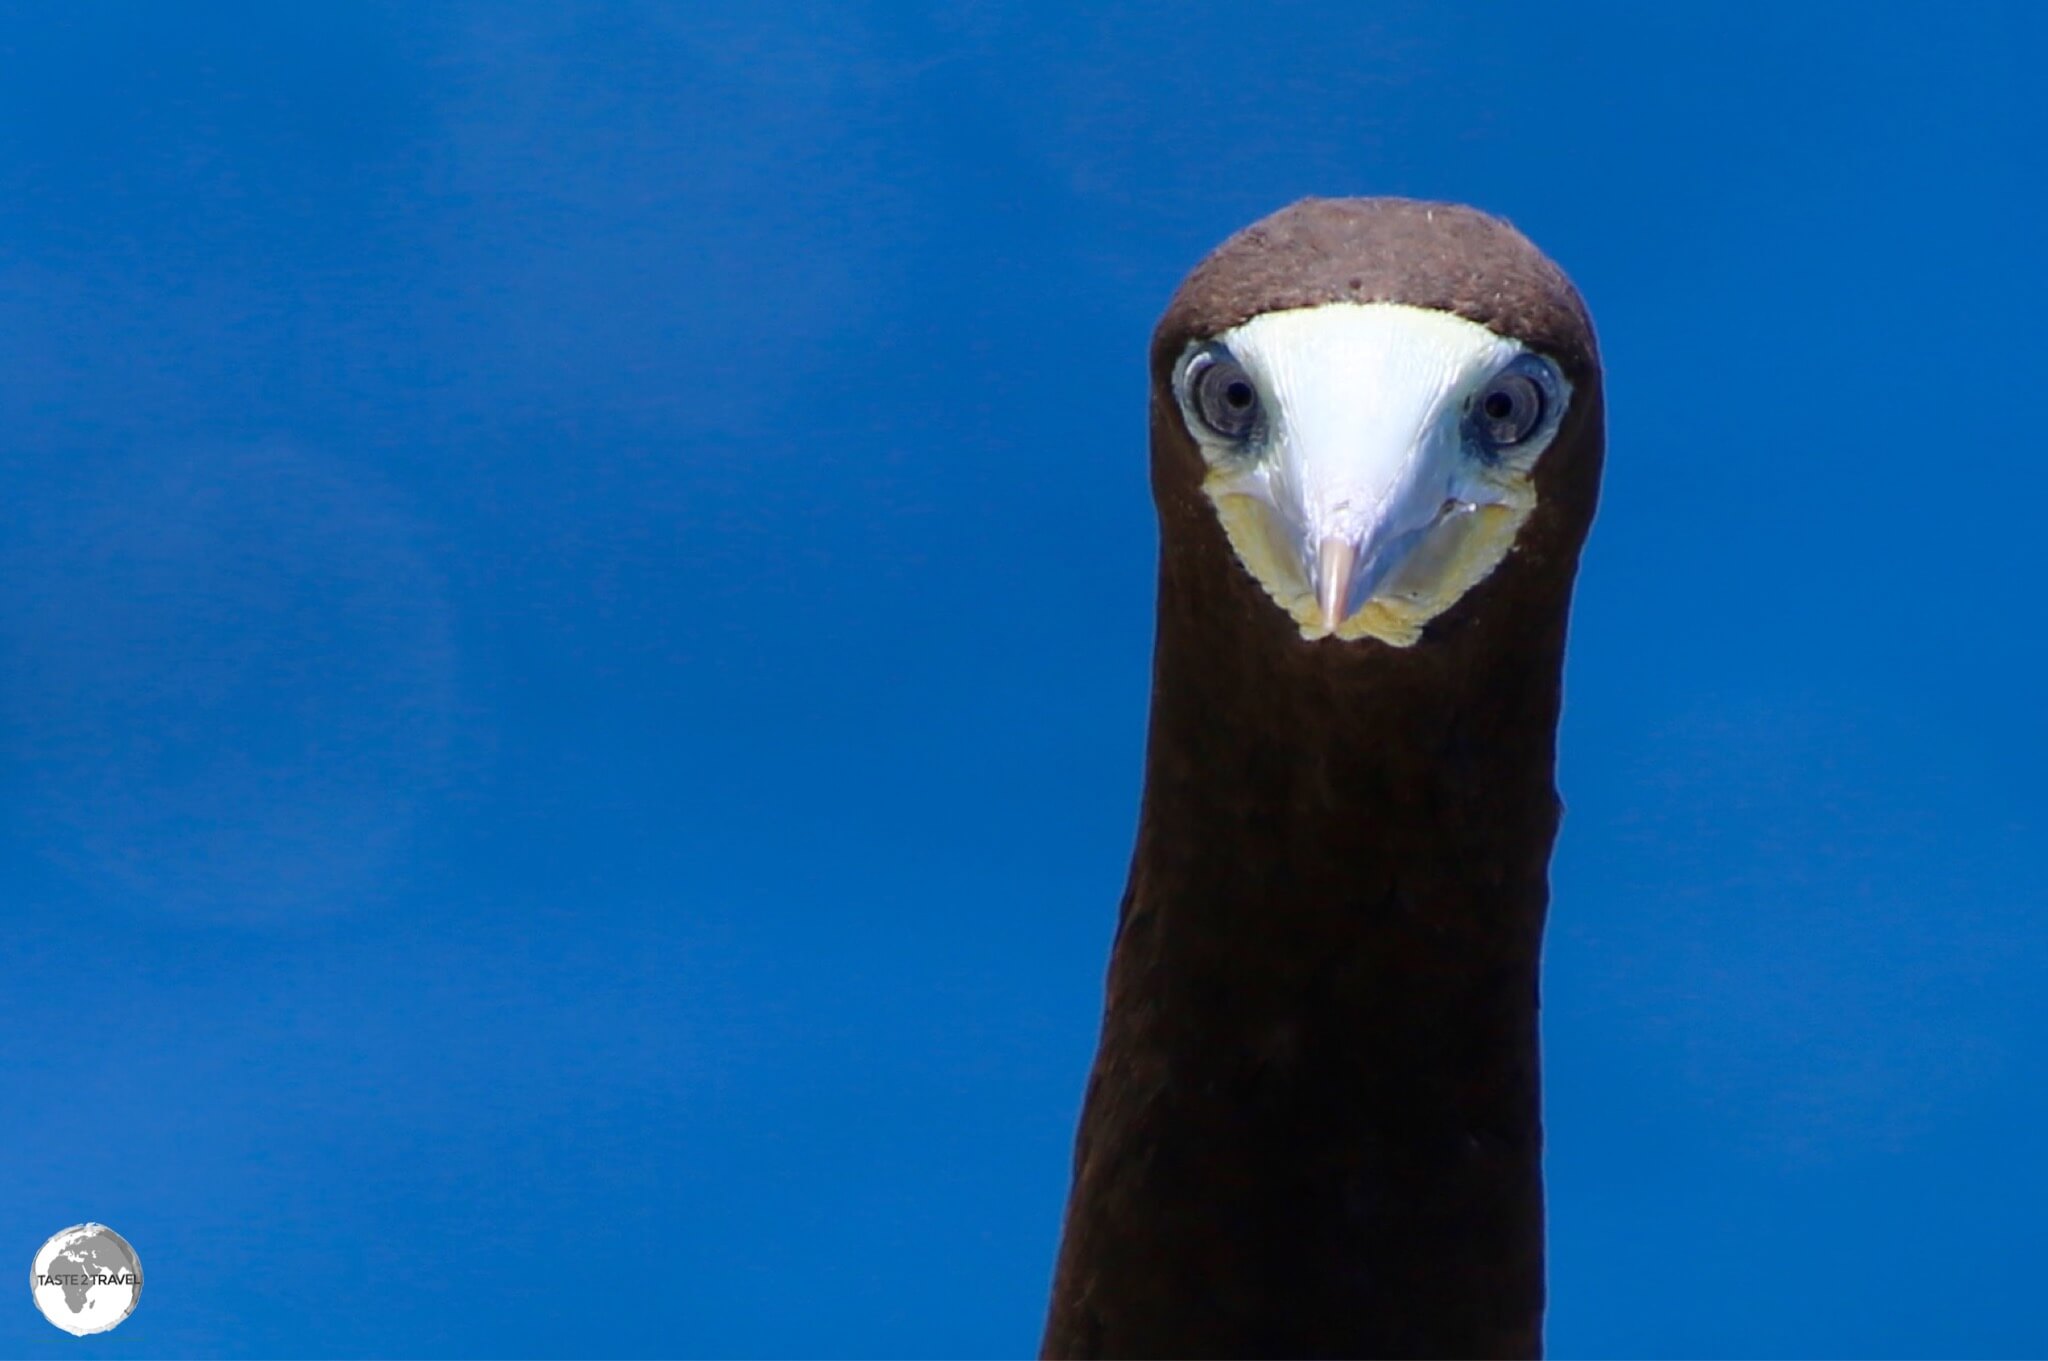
[{"x1": 1153, "y1": 197, "x2": 1597, "y2": 388}]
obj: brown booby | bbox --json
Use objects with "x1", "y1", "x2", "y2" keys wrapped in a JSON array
[{"x1": 1043, "y1": 198, "x2": 1604, "y2": 1359}]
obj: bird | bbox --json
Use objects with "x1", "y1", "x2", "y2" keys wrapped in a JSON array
[{"x1": 1041, "y1": 197, "x2": 1604, "y2": 1360}]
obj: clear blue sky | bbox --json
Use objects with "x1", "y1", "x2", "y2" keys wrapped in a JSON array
[{"x1": 2, "y1": 3, "x2": 2040, "y2": 1356}]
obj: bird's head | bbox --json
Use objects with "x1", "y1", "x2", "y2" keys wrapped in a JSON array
[{"x1": 1151, "y1": 199, "x2": 1602, "y2": 649}]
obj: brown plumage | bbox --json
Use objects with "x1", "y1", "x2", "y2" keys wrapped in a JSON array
[{"x1": 1042, "y1": 198, "x2": 1604, "y2": 1359}]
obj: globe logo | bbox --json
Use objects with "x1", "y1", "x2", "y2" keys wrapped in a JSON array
[{"x1": 30, "y1": 1224, "x2": 143, "y2": 1336}]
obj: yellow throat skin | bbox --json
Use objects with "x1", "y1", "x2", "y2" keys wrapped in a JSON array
[{"x1": 1207, "y1": 490, "x2": 1534, "y2": 646}]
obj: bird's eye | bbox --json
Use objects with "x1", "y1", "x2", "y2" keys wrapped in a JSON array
[
  {"x1": 1189, "y1": 351, "x2": 1262, "y2": 440},
  {"x1": 1473, "y1": 371, "x2": 1545, "y2": 448}
]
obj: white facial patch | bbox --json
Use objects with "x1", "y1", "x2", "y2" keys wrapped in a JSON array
[{"x1": 1175, "y1": 302, "x2": 1569, "y2": 646}]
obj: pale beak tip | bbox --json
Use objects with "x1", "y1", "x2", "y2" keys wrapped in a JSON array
[{"x1": 1317, "y1": 536, "x2": 1356, "y2": 634}]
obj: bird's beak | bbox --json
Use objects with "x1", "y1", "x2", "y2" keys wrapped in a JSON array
[
  {"x1": 1286, "y1": 415, "x2": 1464, "y2": 638},
  {"x1": 1316, "y1": 536, "x2": 1356, "y2": 635},
  {"x1": 1206, "y1": 405, "x2": 1468, "y2": 643}
]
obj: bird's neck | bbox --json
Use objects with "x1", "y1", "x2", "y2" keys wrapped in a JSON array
[{"x1": 1045, "y1": 586, "x2": 1567, "y2": 1359}]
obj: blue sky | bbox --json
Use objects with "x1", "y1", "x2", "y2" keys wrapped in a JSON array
[{"x1": 1, "y1": 3, "x2": 2040, "y2": 1356}]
